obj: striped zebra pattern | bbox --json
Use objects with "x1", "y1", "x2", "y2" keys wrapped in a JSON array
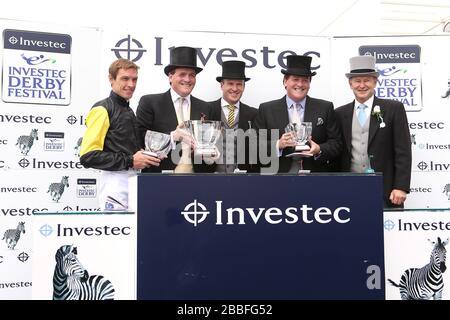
[
  {"x1": 388, "y1": 237, "x2": 448, "y2": 300},
  {"x1": 410, "y1": 134, "x2": 416, "y2": 145},
  {"x1": 442, "y1": 80, "x2": 450, "y2": 98},
  {"x1": 2, "y1": 222, "x2": 25, "y2": 250},
  {"x1": 53, "y1": 245, "x2": 115, "y2": 300},
  {"x1": 443, "y1": 183, "x2": 450, "y2": 200},
  {"x1": 16, "y1": 129, "x2": 38, "y2": 156},
  {"x1": 74, "y1": 137, "x2": 82, "y2": 156},
  {"x1": 47, "y1": 176, "x2": 69, "y2": 202}
]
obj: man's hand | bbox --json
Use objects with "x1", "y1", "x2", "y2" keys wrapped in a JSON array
[
  {"x1": 278, "y1": 132, "x2": 296, "y2": 149},
  {"x1": 306, "y1": 138, "x2": 321, "y2": 156},
  {"x1": 132, "y1": 150, "x2": 161, "y2": 169},
  {"x1": 172, "y1": 124, "x2": 194, "y2": 147},
  {"x1": 390, "y1": 189, "x2": 407, "y2": 206},
  {"x1": 201, "y1": 146, "x2": 221, "y2": 165}
]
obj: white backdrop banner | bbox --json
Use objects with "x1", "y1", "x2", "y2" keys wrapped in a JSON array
[
  {"x1": 102, "y1": 29, "x2": 332, "y2": 111},
  {"x1": 384, "y1": 210, "x2": 450, "y2": 300},
  {"x1": 32, "y1": 212, "x2": 136, "y2": 300},
  {"x1": 0, "y1": 19, "x2": 102, "y2": 300}
]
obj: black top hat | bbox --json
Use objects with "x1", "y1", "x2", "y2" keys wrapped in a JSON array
[
  {"x1": 164, "y1": 46, "x2": 203, "y2": 76},
  {"x1": 281, "y1": 55, "x2": 316, "y2": 77},
  {"x1": 216, "y1": 60, "x2": 250, "y2": 82}
]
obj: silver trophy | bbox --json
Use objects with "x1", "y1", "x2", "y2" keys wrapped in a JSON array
[
  {"x1": 184, "y1": 120, "x2": 222, "y2": 156},
  {"x1": 285, "y1": 122, "x2": 312, "y2": 152},
  {"x1": 143, "y1": 130, "x2": 171, "y2": 158}
]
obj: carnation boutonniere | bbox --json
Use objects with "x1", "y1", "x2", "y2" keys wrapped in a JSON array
[{"x1": 371, "y1": 105, "x2": 385, "y2": 128}]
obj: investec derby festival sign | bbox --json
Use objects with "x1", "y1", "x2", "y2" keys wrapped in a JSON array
[
  {"x1": 2, "y1": 29, "x2": 71, "y2": 105},
  {"x1": 359, "y1": 45, "x2": 422, "y2": 111}
]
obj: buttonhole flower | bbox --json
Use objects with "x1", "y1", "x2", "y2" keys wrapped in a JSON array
[{"x1": 371, "y1": 105, "x2": 385, "y2": 128}]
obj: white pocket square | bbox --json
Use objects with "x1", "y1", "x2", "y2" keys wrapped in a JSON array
[{"x1": 317, "y1": 117, "x2": 324, "y2": 126}]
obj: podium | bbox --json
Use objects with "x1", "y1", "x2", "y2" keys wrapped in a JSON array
[{"x1": 132, "y1": 174, "x2": 384, "y2": 300}]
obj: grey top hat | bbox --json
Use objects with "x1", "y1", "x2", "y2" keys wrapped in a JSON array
[
  {"x1": 281, "y1": 55, "x2": 316, "y2": 77},
  {"x1": 164, "y1": 46, "x2": 203, "y2": 76},
  {"x1": 345, "y1": 55, "x2": 379, "y2": 79},
  {"x1": 216, "y1": 60, "x2": 250, "y2": 82}
]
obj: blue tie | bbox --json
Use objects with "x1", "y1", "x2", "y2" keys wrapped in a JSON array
[{"x1": 357, "y1": 104, "x2": 367, "y2": 127}]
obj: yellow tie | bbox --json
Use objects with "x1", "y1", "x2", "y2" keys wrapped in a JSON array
[{"x1": 227, "y1": 104, "x2": 236, "y2": 128}]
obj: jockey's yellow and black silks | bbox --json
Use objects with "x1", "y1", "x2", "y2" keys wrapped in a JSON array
[
  {"x1": 79, "y1": 106, "x2": 110, "y2": 156},
  {"x1": 80, "y1": 91, "x2": 140, "y2": 171}
]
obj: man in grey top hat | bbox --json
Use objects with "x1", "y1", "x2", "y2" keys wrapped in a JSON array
[
  {"x1": 136, "y1": 46, "x2": 214, "y2": 173},
  {"x1": 335, "y1": 55, "x2": 411, "y2": 208},
  {"x1": 254, "y1": 54, "x2": 342, "y2": 174},
  {"x1": 209, "y1": 60, "x2": 259, "y2": 173}
]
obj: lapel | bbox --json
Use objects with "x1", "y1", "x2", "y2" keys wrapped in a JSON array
[
  {"x1": 209, "y1": 99, "x2": 222, "y2": 122},
  {"x1": 238, "y1": 103, "x2": 251, "y2": 130},
  {"x1": 368, "y1": 97, "x2": 381, "y2": 146},
  {"x1": 189, "y1": 95, "x2": 203, "y2": 120},
  {"x1": 163, "y1": 90, "x2": 179, "y2": 128},
  {"x1": 341, "y1": 102, "x2": 354, "y2": 154},
  {"x1": 277, "y1": 96, "x2": 290, "y2": 130},
  {"x1": 303, "y1": 96, "x2": 312, "y2": 123}
]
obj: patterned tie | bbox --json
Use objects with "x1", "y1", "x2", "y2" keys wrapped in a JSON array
[
  {"x1": 357, "y1": 104, "x2": 367, "y2": 127},
  {"x1": 227, "y1": 104, "x2": 236, "y2": 128}
]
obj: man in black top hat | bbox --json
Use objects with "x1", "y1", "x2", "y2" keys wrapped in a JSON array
[
  {"x1": 254, "y1": 54, "x2": 342, "y2": 174},
  {"x1": 136, "y1": 46, "x2": 214, "y2": 173},
  {"x1": 209, "y1": 60, "x2": 259, "y2": 173}
]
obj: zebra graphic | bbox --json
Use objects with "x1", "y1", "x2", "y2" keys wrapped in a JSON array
[
  {"x1": 47, "y1": 176, "x2": 69, "y2": 202},
  {"x1": 2, "y1": 222, "x2": 25, "y2": 250},
  {"x1": 442, "y1": 79, "x2": 450, "y2": 98},
  {"x1": 16, "y1": 129, "x2": 38, "y2": 155},
  {"x1": 74, "y1": 137, "x2": 82, "y2": 156},
  {"x1": 53, "y1": 245, "x2": 115, "y2": 300},
  {"x1": 443, "y1": 183, "x2": 450, "y2": 200},
  {"x1": 388, "y1": 237, "x2": 448, "y2": 300}
]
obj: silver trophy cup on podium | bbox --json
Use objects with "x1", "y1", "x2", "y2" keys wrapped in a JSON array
[
  {"x1": 285, "y1": 122, "x2": 312, "y2": 152},
  {"x1": 143, "y1": 130, "x2": 172, "y2": 158},
  {"x1": 184, "y1": 120, "x2": 222, "y2": 156}
]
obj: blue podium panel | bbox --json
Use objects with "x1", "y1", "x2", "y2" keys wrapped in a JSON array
[{"x1": 137, "y1": 174, "x2": 384, "y2": 300}]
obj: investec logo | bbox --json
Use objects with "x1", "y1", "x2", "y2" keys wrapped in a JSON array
[
  {"x1": 40, "y1": 223, "x2": 131, "y2": 237},
  {"x1": 18, "y1": 157, "x2": 83, "y2": 169},
  {"x1": 111, "y1": 35, "x2": 321, "y2": 70},
  {"x1": 416, "y1": 161, "x2": 450, "y2": 171},
  {"x1": 181, "y1": 199, "x2": 350, "y2": 226}
]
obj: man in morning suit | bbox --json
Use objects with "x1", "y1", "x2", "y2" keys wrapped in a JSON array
[
  {"x1": 335, "y1": 55, "x2": 411, "y2": 208},
  {"x1": 253, "y1": 54, "x2": 342, "y2": 174},
  {"x1": 136, "y1": 46, "x2": 214, "y2": 173},
  {"x1": 209, "y1": 60, "x2": 259, "y2": 173}
]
